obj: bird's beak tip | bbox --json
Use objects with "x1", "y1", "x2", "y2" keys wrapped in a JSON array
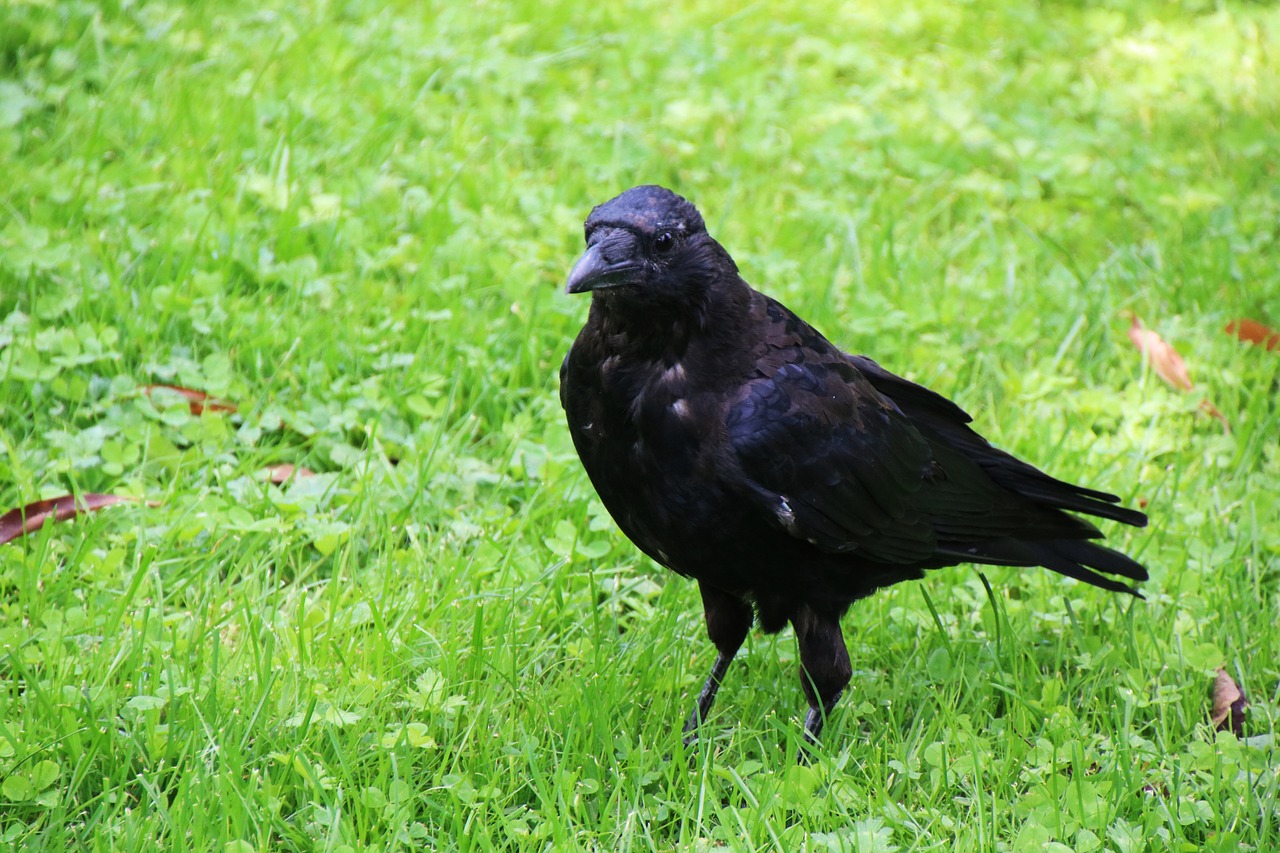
[
  {"x1": 565, "y1": 244, "x2": 602, "y2": 295},
  {"x1": 566, "y1": 243, "x2": 638, "y2": 295}
]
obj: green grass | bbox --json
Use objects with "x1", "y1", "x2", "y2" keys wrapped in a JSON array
[{"x1": 2, "y1": 0, "x2": 1278, "y2": 849}]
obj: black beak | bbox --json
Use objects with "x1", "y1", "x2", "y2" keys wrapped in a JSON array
[{"x1": 565, "y1": 231, "x2": 641, "y2": 294}]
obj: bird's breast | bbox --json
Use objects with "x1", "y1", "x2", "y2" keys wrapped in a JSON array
[
  {"x1": 563, "y1": 348, "x2": 730, "y2": 564},
  {"x1": 607, "y1": 358, "x2": 705, "y2": 470}
]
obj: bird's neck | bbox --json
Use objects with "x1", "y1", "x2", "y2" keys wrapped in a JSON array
[
  {"x1": 588, "y1": 276, "x2": 752, "y2": 365},
  {"x1": 594, "y1": 308, "x2": 694, "y2": 363}
]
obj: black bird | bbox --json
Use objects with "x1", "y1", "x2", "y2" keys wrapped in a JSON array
[{"x1": 559, "y1": 185, "x2": 1148, "y2": 752}]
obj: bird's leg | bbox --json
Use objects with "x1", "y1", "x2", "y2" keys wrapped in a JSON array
[
  {"x1": 791, "y1": 606, "x2": 852, "y2": 760},
  {"x1": 683, "y1": 651, "x2": 733, "y2": 740},
  {"x1": 682, "y1": 583, "x2": 753, "y2": 745}
]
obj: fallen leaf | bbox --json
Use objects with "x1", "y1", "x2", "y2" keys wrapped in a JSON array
[
  {"x1": 1127, "y1": 316, "x2": 1228, "y2": 430},
  {"x1": 263, "y1": 463, "x2": 316, "y2": 484},
  {"x1": 1127, "y1": 316, "x2": 1193, "y2": 391},
  {"x1": 1210, "y1": 668, "x2": 1247, "y2": 737},
  {"x1": 1198, "y1": 399, "x2": 1229, "y2": 431},
  {"x1": 142, "y1": 384, "x2": 237, "y2": 415},
  {"x1": 1225, "y1": 318, "x2": 1280, "y2": 352},
  {"x1": 0, "y1": 494, "x2": 138, "y2": 546}
]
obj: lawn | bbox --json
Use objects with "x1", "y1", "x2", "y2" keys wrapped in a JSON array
[{"x1": 1, "y1": 0, "x2": 1278, "y2": 849}]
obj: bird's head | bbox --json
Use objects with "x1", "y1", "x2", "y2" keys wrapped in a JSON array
[{"x1": 565, "y1": 186, "x2": 734, "y2": 313}]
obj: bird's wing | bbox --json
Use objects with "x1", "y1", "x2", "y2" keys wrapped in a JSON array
[
  {"x1": 849, "y1": 355, "x2": 1146, "y2": 527},
  {"x1": 724, "y1": 353, "x2": 1114, "y2": 566},
  {"x1": 725, "y1": 359, "x2": 965, "y2": 564}
]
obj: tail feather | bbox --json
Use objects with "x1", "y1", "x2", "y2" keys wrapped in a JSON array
[
  {"x1": 1029, "y1": 548, "x2": 1145, "y2": 597},
  {"x1": 1004, "y1": 478, "x2": 1148, "y2": 528},
  {"x1": 939, "y1": 536, "x2": 1148, "y2": 597},
  {"x1": 1029, "y1": 539, "x2": 1147, "y2": 597},
  {"x1": 1047, "y1": 538, "x2": 1148, "y2": 581}
]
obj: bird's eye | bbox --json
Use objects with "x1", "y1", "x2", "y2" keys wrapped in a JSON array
[{"x1": 654, "y1": 232, "x2": 675, "y2": 253}]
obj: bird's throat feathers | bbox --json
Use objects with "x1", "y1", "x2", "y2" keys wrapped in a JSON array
[{"x1": 586, "y1": 267, "x2": 752, "y2": 365}]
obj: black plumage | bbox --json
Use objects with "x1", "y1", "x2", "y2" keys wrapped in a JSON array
[{"x1": 559, "y1": 185, "x2": 1148, "y2": 752}]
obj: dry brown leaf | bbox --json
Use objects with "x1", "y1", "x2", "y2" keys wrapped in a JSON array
[
  {"x1": 1128, "y1": 316, "x2": 1193, "y2": 391},
  {"x1": 0, "y1": 494, "x2": 139, "y2": 545},
  {"x1": 142, "y1": 384, "x2": 238, "y2": 415},
  {"x1": 1210, "y1": 667, "x2": 1248, "y2": 737},
  {"x1": 1225, "y1": 318, "x2": 1280, "y2": 352},
  {"x1": 1127, "y1": 317, "x2": 1229, "y2": 429},
  {"x1": 263, "y1": 463, "x2": 316, "y2": 484},
  {"x1": 1198, "y1": 399, "x2": 1230, "y2": 431}
]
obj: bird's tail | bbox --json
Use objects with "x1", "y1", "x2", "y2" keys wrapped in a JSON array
[
  {"x1": 1002, "y1": 476, "x2": 1147, "y2": 528},
  {"x1": 942, "y1": 536, "x2": 1149, "y2": 596},
  {"x1": 1027, "y1": 538, "x2": 1149, "y2": 597}
]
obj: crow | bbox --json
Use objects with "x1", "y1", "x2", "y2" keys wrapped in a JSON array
[{"x1": 559, "y1": 185, "x2": 1147, "y2": 754}]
